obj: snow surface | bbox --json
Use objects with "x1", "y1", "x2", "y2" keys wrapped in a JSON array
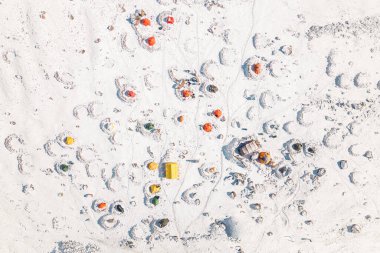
[{"x1": 1, "y1": 0, "x2": 380, "y2": 252}]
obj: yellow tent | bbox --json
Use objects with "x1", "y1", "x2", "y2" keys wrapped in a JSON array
[
  {"x1": 147, "y1": 162, "x2": 159, "y2": 170},
  {"x1": 165, "y1": 162, "x2": 179, "y2": 179},
  {"x1": 149, "y1": 184, "x2": 161, "y2": 194},
  {"x1": 64, "y1": 136, "x2": 75, "y2": 145}
]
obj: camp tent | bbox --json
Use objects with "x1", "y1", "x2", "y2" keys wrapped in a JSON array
[
  {"x1": 165, "y1": 162, "x2": 179, "y2": 179},
  {"x1": 149, "y1": 184, "x2": 161, "y2": 194}
]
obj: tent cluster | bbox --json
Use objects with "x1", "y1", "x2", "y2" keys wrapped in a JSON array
[
  {"x1": 170, "y1": 69, "x2": 200, "y2": 101},
  {"x1": 44, "y1": 7, "x2": 297, "y2": 238},
  {"x1": 130, "y1": 9, "x2": 176, "y2": 51},
  {"x1": 90, "y1": 199, "x2": 127, "y2": 229},
  {"x1": 169, "y1": 67, "x2": 221, "y2": 101},
  {"x1": 144, "y1": 161, "x2": 179, "y2": 180},
  {"x1": 201, "y1": 108, "x2": 225, "y2": 133},
  {"x1": 230, "y1": 136, "x2": 276, "y2": 169},
  {"x1": 143, "y1": 180, "x2": 162, "y2": 207},
  {"x1": 142, "y1": 161, "x2": 179, "y2": 208}
]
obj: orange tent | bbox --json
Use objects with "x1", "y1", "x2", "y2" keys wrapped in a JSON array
[
  {"x1": 182, "y1": 90, "x2": 193, "y2": 98},
  {"x1": 257, "y1": 152, "x2": 271, "y2": 164},
  {"x1": 127, "y1": 90, "x2": 136, "y2": 97},
  {"x1": 97, "y1": 202, "x2": 107, "y2": 210},
  {"x1": 213, "y1": 109, "x2": 222, "y2": 118},
  {"x1": 141, "y1": 18, "x2": 151, "y2": 26},
  {"x1": 166, "y1": 16, "x2": 174, "y2": 24},
  {"x1": 253, "y1": 63, "x2": 261, "y2": 75},
  {"x1": 203, "y1": 123, "x2": 212, "y2": 132},
  {"x1": 147, "y1": 36, "x2": 156, "y2": 46}
]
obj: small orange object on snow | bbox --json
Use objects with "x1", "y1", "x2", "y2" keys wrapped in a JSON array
[
  {"x1": 208, "y1": 167, "x2": 217, "y2": 173},
  {"x1": 178, "y1": 115, "x2": 184, "y2": 123},
  {"x1": 166, "y1": 16, "x2": 174, "y2": 24},
  {"x1": 182, "y1": 90, "x2": 193, "y2": 98},
  {"x1": 127, "y1": 90, "x2": 136, "y2": 97},
  {"x1": 97, "y1": 202, "x2": 107, "y2": 210},
  {"x1": 141, "y1": 18, "x2": 151, "y2": 26},
  {"x1": 253, "y1": 63, "x2": 261, "y2": 75},
  {"x1": 257, "y1": 152, "x2": 271, "y2": 165},
  {"x1": 147, "y1": 36, "x2": 156, "y2": 46},
  {"x1": 213, "y1": 109, "x2": 222, "y2": 118},
  {"x1": 203, "y1": 123, "x2": 213, "y2": 132}
]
